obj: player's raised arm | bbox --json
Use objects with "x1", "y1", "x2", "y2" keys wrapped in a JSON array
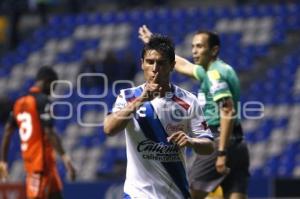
[
  {"x1": 174, "y1": 55, "x2": 198, "y2": 79},
  {"x1": 103, "y1": 97, "x2": 144, "y2": 136},
  {"x1": 104, "y1": 73, "x2": 161, "y2": 136},
  {"x1": 138, "y1": 25, "x2": 197, "y2": 79}
]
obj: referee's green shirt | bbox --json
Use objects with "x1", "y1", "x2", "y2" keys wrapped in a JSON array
[{"x1": 193, "y1": 59, "x2": 240, "y2": 126}]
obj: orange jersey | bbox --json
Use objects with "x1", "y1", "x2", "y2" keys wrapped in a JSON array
[
  {"x1": 26, "y1": 167, "x2": 63, "y2": 198},
  {"x1": 13, "y1": 87, "x2": 56, "y2": 173}
]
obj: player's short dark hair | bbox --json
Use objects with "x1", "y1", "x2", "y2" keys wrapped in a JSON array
[
  {"x1": 36, "y1": 66, "x2": 58, "y2": 82},
  {"x1": 196, "y1": 30, "x2": 221, "y2": 49},
  {"x1": 141, "y1": 34, "x2": 175, "y2": 63}
]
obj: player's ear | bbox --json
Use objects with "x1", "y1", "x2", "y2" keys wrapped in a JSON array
[
  {"x1": 211, "y1": 46, "x2": 219, "y2": 57},
  {"x1": 141, "y1": 58, "x2": 145, "y2": 69},
  {"x1": 170, "y1": 61, "x2": 175, "y2": 71}
]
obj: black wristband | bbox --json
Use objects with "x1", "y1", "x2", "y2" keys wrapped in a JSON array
[{"x1": 217, "y1": 150, "x2": 227, "y2": 156}]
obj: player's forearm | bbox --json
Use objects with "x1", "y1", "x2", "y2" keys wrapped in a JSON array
[
  {"x1": 190, "y1": 138, "x2": 214, "y2": 155},
  {"x1": 1, "y1": 139, "x2": 10, "y2": 162},
  {"x1": 0, "y1": 124, "x2": 14, "y2": 162},
  {"x1": 103, "y1": 97, "x2": 144, "y2": 136},
  {"x1": 218, "y1": 109, "x2": 234, "y2": 151},
  {"x1": 175, "y1": 55, "x2": 190, "y2": 66},
  {"x1": 175, "y1": 55, "x2": 196, "y2": 78},
  {"x1": 45, "y1": 128, "x2": 65, "y2": 156},
  {"x1": 48, "y1": 133, "x2": 74, "y2": 177}
]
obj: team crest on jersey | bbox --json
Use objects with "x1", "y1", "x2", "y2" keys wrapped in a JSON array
[{"x1": 207, "y1": 70, "x2": 220, "y2": 80}]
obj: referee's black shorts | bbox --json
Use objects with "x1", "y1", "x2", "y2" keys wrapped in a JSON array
[{"x1": 188, "y1": 124, "x2": 250, "y2": 197}]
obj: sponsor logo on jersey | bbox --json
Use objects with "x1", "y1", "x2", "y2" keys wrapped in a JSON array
[{"x1": 137, "y1": 139, "x2": 180, "y2": 162}]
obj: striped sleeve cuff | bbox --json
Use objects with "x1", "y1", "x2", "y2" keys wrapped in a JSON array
[{"x1": 197, "y1": 133, "x2": 214, "y2": 141}]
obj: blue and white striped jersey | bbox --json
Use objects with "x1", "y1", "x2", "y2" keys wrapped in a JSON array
[{"x1": 112, "y1": 84, "x2": 213, "y2": 199}]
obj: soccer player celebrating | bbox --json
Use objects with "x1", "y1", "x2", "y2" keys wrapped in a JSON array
[
  {"x1": 104, "y1": 35, "x2": 214, "y2": 199},
  {"x1": 0, "y1": 67, "x2": 76, "y2": 199},
  {"x1": 139, "y1": 26, "x2": 250, "y2": 199}
]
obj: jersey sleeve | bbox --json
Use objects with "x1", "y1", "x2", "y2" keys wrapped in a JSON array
[
  {"x1": 207, "y1": 69, "x2": 232, "y2": 102},
  {"x1": 111, "y1": 90, "x2": 127, "y2": 113},
  {"x1": 193, "y1": 65, "x2": 206, "y2": 81},
  {"x1": 188, "y1": 97, "x2": 213, "y2": 140}
]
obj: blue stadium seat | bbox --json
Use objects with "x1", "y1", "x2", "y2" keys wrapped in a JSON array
[
  {"x1": 79, "y1": 135, "x2": 97, "y2": 148},
  {"x1": 251, "y1": 168, "x2": 264, "y2": 178},
  {"x1": 278, "y1": 159, "x2": 294, "y2": 176},
  {"x1": 8, "y1": 131, "x2": 21, "y2": 166},
  {"x1": 241, "y1": 5, "x2": 258, "y2": 17},
  {"x1": 258, "y1": 119, "x2": 274, "y2": 140},
  {"x1": 57, "y1": 161, "x2": 66, "y2": 179},
  {"x1": 97, "y1": 160, "x2": 114, "y2": 174},
  {"x1": 62, "y1": 15, "x2": 77, "y2": 27},
  {"x1": 74, "y1": 39, "x2": 99, "y2": 51},
  {"x1": 98, "y1": 127, "x2": 107, "y2": 144},
  {"x1": 275, "y1": 118, "x2": 288, "y2": 128},
  {"x1": 75, "y1": 13, "x2": 90, "y2": 25},
  {"x1": 213, "y1": 6, "x2": 230, "y2": 19},
  {"x1": 102, "y1": 11, "x2": 117, "y2": 24},
  {"x1": 257, "y1": 4, "x2": 275, "y2": 17},
  {"x1": 244, "y1": 131, "x2": 257, "y2": 144},
  {"x1": 264, "y1": 156, "x2": 280, "y2": 176}
]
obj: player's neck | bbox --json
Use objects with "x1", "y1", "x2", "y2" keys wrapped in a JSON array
[
  {"x1": 159, "y1": 83, "x2": 173, "y2": 98},
  {"x1": 203, "y1": 58, "x2": 217, "y2": 71},
  {"x1": 34, "y1": 81, "x2": 43, "y2": 89}
]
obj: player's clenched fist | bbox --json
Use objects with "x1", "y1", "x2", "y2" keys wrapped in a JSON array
[{"x1": 167, "y1": 131, "x2": 192, "y2": 148}]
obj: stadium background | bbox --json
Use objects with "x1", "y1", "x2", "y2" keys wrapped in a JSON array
[{"x1": 0, "y1": 0, "x2": 300, "y2": 198}]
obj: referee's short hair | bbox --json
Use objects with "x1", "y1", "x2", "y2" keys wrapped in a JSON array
[{"x1": 196, "y1": 30, "x2": 220, "y2": 49}]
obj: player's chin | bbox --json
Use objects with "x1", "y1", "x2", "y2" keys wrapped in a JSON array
[{"x1": 193, "y1": 58, "x2": 201, "y2": 65}]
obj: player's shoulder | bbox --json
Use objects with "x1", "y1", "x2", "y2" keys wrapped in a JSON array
[
  {"x1": 13, "y1": 92, "x2": 38, "y2": 108},
  {"x1": 173, "y1": 84, "x2": 197, "y2": 103},
  {"x1": 215, "y1": 59, "x2": 236, "y2": 73},
  {"x1": 30, "y1": 92, "x2": 51, "y2": 107},
  {"x1": 209, "y1": 59, "x2": 237, "y2": 80}
]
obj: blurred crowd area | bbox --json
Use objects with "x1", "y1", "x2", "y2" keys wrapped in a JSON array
[{"x1": 0, "y1": 0, "x2": 297, "y2": 53}]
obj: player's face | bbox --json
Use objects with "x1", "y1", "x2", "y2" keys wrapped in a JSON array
[
  {"x1": 141, "y1": 50, "x2": 174, "y2": 84},
  {"x1": 192, "y1": 33, "x2": 214, "y2": 67}
]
